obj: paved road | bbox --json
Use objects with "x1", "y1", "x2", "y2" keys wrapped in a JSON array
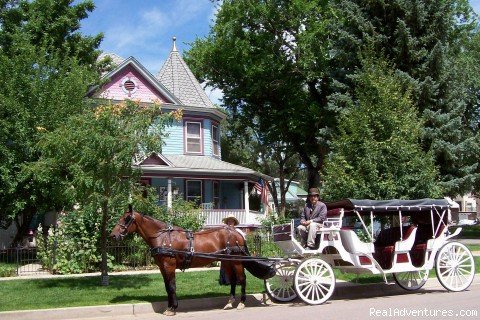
[{"x1": 63, "y1": 280, "x2": 480, "y2": 320}]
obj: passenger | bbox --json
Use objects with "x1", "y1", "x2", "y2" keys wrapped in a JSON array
[{"x1": 297, "y1": 188, "x2": 327, "y2": 250}]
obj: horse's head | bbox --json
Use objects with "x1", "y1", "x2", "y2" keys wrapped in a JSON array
[{"x1": 110, "y1": 205, "x2": 138, "y2": 241}]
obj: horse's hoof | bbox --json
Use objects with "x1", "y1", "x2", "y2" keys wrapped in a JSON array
[
  {"x1": 163, "y1": 309, "x2": 176, "y2": 316},
  {"x1": 223, "y1": 303, "x2": 233, "y2": 310},
  {"x1": 237, "y1": 302, "x2": 245, "y2": 310}
]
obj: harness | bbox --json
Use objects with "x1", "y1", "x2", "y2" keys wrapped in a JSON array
[{"x1": 150, "y1": 227, "x2": 253, "y2": 271}]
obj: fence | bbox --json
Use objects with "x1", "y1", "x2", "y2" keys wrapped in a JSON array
[{"x1": 0, "y1": 233, "x2": 269, "y2": 277}]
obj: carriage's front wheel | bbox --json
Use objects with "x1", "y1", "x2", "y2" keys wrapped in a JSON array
[
  {"x1": 393, "y1": 270, "x2": 429, "y2": 291},
  {"x1": 293, "y1": 258, "x2": 335, "y2": 305},
  {"x1": 435, "y1": 242, "x2": 475, "y2": 292},
  {"x1": 264, "y1": 262, "x2": 298, "y2": 302}
]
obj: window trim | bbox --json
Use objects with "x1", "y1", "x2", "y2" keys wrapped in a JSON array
[
  {"x1": 184, "y1": 120, "x2": 203, "y2": 155},
  {"x1": 213, "y1": 180, "x2": 220, "y2": 209},
  {"x1": 186, "y1": 179, "x2": 202, "y2": 203},
  {"x1": 211, "y1": 124, "x2": 220, "y2": 156}
]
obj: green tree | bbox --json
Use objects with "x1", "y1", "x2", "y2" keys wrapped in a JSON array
[
  {"x1": 322, "y1": 59, "x2": 442, "y2": 201},
  {"x1": 331, "y1": 0, "x2": 479, "y2": 196},
  {"x1": 0, "y1": 0, "x2": 101, "y2": 239},
  {"x1": 187, "y1": 0, "x2": 479, "y2": 197},
  {"x1": 30, "y1": 101, "x2": 173, "y2": 284},
  {"x1": 221, "y1": 113, "x2": 303, "y2": 218},
  {"x1": 186, "y1": 0, "x2": 336, "y2": 189}
]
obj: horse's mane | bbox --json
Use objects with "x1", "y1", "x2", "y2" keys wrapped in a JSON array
[{"x1": 139, "y1": 213, "x2": 184, "y2": 231}]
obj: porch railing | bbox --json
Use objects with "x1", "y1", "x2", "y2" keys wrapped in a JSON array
[{"x1": 200, "y1": 209, "x2": 265, "y2": 226}]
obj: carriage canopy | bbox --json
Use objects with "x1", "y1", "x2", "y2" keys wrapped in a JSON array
[{"x1": 326, "y1": 198, "x2": 451, "y2": 215}]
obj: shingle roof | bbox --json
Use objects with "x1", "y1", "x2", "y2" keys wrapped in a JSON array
[
  {"x1": 140, "y1": 155, "x2": 273, "y2": 181},
  {"x1": 156, "y1": 38, "x2": 215, "y2": 109},
  {"x1": 98, "y1": 52, "x2": 125, "y2": 67}
]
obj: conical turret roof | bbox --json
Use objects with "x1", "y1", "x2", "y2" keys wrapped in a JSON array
[{"x1": 157, "y1": 37, "x2": 215, "y2": 109}]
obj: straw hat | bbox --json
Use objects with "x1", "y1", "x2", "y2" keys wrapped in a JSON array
[{"x1": 222, "y1": 214, "x2": 239, "y2": 226}]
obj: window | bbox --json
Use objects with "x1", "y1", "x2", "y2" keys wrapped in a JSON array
[
  {"x1": 213, "y1": 181, "x2": 220, "y2": 209},
  {"x1": 212, "y1": 124, "x2": 219, "y2": 156},
  {"x1": 186, "y1": 121, "x2": 202, "y2": 153},
  {"x1": 186, "y1": 180, "x2": 202, "y2": 204}
]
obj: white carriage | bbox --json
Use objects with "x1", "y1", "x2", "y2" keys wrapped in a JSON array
[{"x1": 265, "y1": 199, "x2": 476, "y2": 305}]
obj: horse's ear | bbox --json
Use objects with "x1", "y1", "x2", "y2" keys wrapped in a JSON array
[{"x1": 128, "y1": 204, "x2": 133, "y2": 213}]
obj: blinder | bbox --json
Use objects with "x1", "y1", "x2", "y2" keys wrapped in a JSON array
[{"x1": 117, "y1": 212, "x2": 135, "y2": 237}]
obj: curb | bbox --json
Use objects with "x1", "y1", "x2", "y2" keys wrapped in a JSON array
[
  {"x1": 0, "y1": 293, "x2": 265, "y2": 320},
  {"x1": 1, "y1": 277, "x2": 478, "y2": 320}
]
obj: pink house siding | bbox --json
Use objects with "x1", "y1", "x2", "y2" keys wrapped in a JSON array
[{"x1": 94, "y1": 65, "x2": 171, "y2": 103}]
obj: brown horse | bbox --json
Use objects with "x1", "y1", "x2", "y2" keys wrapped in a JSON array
[{"x1": 110, "y1": 207, "x2": 273, "y2": 316}]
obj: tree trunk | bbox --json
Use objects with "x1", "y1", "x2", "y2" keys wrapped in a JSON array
[{"x1": 100, "y1": 202, "x2": 109, "y2": 286}]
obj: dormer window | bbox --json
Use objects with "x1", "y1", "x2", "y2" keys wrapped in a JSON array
[
  {"x1": 185, "y1": 121, "x2": 202, "y2": 154},
  {"x1": 212, "y1": 124, "x2": 220, "y2": 156}
]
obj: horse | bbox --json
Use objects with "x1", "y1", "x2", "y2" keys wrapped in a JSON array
[{"x1": 110, "y1": 206, "x2": 274, "y2": 316}]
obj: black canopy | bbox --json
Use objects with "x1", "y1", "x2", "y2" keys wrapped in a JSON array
[{"x1": 326, "y1": 198, "x2": 450, "y2": 215}]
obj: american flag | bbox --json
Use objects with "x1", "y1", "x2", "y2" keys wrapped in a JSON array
[{"x1": 254, "y1": 179, "x2": 269, "y2": 213}]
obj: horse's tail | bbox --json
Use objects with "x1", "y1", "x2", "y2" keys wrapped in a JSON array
[{"x1": 241, "y1": 242, "x2": 276, "y2": 280}]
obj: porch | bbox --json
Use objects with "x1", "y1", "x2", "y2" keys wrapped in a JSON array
[{"x1": 199, "y1": 208, "x2": 265, "y2": 226}]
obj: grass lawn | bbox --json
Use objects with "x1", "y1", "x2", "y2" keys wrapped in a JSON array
[
  {"x1": 0, "y1": 270, "x2": 265, "y2": 312},
  {"x1": 1, "y1": 257, "x2": 479, "y2": 312}
]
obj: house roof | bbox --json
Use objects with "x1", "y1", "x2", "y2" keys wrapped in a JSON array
[
  {"x1": 98, "y1": 52, "x2": 125, "y2": 67},
  {"x1": 156, "y1": 37, "x2": 215, "y2": 109},
  {"x1": 88, "y1": 56, "x2": 182, "y2": 104},
  {"x1": 138, "y1": 154, "x2": 273, "y2": 181}
]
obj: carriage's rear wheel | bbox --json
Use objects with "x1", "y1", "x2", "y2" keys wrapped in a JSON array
[
  {"x1": 435, "y1": 242, "x2": 475, "y2": 292},
  {"x1": 393, "y1": 270, "x2": 429, "y2": 291},
  {"x1": 293, "y1": 258, "x2": 335, "y2": 305},
  {"x1": 264, "y1": 262, "x2": 297, "y2": 302}
]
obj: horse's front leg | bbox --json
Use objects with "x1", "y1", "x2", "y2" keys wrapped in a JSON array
[
  {"x1": 222, "y1": 262, "x2": 236, "y2": 310},
  {"x1": 235, "y1": 263, "x2": 247, "y2": 310},
  {"x1": 158, "y1": 257, "x2": 178, "y2": 316}
]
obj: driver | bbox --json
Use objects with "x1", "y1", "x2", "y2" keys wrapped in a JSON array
[{"x1": 297, "y1": 188, "x2": 327, "y2": 250}]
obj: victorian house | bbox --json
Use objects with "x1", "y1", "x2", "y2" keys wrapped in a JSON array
[{"x1": 88, "y1": 39, "x2": 272, "y2": 227}]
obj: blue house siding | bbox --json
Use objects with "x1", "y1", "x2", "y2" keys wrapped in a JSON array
[{"x1": 162, "y1": 120, "x2": 183, "y2": 155}]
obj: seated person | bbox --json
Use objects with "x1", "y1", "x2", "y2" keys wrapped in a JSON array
[
  {"x1": 222, "y1": 214, "x2": 245, "y2": 238},
  {"x1": 297, "y1": 188, "x2": 327, "y2": 249}
]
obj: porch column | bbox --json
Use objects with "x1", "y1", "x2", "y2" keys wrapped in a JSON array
[
  {"x1": 167, "y1": 178, "x2": 172, "y2": 209},
  {"x1": 244, "y1": 180, "x2": 249, "y2": 215}
]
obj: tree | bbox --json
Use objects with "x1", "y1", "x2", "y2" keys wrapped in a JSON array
[
  {"x1": 0, "y1": 0, "x2": 101, "y2": 240},
  {"x1": 322, "y1": 59, "x2": 442, "y2": 201},
  {"x1": 186, "y1": 0, "x2": 337, "y2": 189},
  {"x1": 30, "y1": 101, "x2": 173, "y2": 284},
  {"x1": 330, "y1": 0, "x2": 479, "y2": 196},
  {"x1": 221, "y1": 112, "x2": 303, "y2": 218},
  {"x1": 187, "y1": 0, "x2": 479, "y2": 196}
]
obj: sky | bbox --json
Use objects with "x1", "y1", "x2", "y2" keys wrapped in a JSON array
[{"x1": 80, "y1": 0, "x2": 480, "y2": 103}]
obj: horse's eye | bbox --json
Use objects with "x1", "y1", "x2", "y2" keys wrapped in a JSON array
[{"x1": 124, "y1": 215, "x2": 131, "y2": 223}]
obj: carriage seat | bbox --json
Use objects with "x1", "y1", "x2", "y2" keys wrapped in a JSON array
[
  {"x1": 339, "y1": 229, "x2": 374, "y2": 254},
  {"x1": 374, "y1": 225, "x2": 417, "y2": 269},
  {"x1": 411, "y1": 224, "x2": 446, "y2": 267}
]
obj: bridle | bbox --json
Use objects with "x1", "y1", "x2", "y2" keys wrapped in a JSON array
[{"x1": 116, "y1": 212, "x2": 136, "y2": 237}]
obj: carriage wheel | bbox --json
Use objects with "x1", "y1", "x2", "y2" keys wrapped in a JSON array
[
  {"x1": 435, "y1": 242, "x2": 475, "y2": 292},
  {"x1": 393, "y1": 270, "x2": 429, "y2": 291},
  {"x1": 293, "y1": 258, "x2": 335, "y2": 305},
  {"x1": 264, "y1": 262, "x2": 297, "y2": 302}
]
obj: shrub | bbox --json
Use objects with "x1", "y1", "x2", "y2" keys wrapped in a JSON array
[
  {"x1": 37, "y1": 207, "x2": 101, "y2": 274},
  {"x1": 0, "y1": 263, "x2": 16, "y2": 277}
]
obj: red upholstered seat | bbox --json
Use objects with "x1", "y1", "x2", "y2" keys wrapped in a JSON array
[{"x1": 374, "y1": 225, "x2": 416, "y2": 270}]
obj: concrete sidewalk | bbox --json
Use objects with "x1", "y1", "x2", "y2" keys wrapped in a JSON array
[{"x1": 1, "y1": 277, "x2": 479, "y2": 320}]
